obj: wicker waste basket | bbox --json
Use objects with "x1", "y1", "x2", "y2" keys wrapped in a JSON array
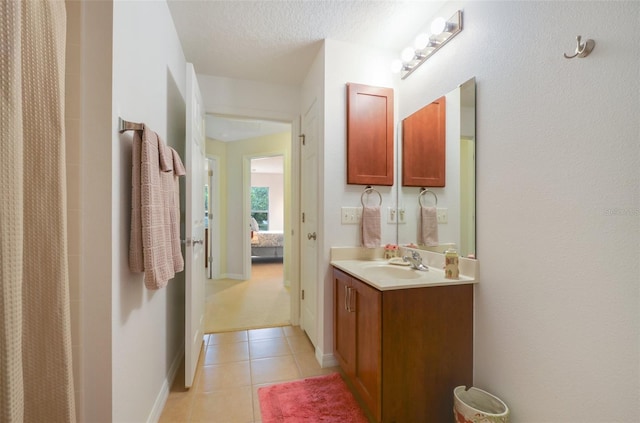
[{"x1": 454, "y1": 386, "x2": 509, "y2": 423}]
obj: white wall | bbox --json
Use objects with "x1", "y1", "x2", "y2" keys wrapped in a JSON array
[
  {"x1": 111, "y1": 2, "x2": 187, "y2": 420},
  {"x1": 319, "y1": 39, "x2": 399, "y2": 357},
  {"x1": 198, "y1": 74, "x2": 300, "y2": 121},
  {"x1": 82, "y1": 1, "x2": 188, "y2": 421},
  {"x1": 395, "y1": 1, "x2": 639, "y2": 421}
]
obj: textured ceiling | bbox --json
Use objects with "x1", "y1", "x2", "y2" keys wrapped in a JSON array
[{"x1": 167, "y1": 0, "x2": 446, "y2": 86}]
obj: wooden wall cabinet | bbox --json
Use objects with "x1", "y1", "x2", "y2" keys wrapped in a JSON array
[
  {"x1": 402, "y1": 96, "x2": 446, "y2": 187},
  {"x1": 333, "y1": 267, "x2": 473, "y2": 423},
  {"x1": 346, "y1": 83, "x2": 394, "y2": 186}
]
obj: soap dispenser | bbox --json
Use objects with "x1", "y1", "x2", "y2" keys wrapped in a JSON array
[{"x1": 445, "y1": 249, "x2": 459, "y2": 279}]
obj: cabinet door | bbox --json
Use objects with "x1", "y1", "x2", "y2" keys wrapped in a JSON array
[
  {"x1": 334, "y1": 269, "x2": 355, "y2": 376},
  {"x1": 382, "y1": 284, "x2": 473, "y2": 422},
  {"x1": 402, "y1": 96, "x2": 446, "y2": 187},
  {"x1": 353, "y1": 278, "x2": 382, "y2": 421},
  {"x1": 346, "y1": 83, "x2": 394, "y2": 186}
]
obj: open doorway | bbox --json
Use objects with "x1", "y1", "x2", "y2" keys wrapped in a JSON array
[
  {"x1": 250, "y1": 155, "x2": 284, "y2": 264},
  {"x1": 204, "y1": 115, "x2": 293, "y2": 333}
]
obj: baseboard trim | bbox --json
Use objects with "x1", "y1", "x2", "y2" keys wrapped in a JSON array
[
  {"x1": 147, "y1": 344, "x2": 184, "y2": 423},
  {"x1": 316, "y1": 348, "x2": 338, "y2": 368}
]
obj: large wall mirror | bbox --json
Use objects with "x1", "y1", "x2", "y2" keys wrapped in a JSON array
[{"x1": 396, "y1": 77, "x2": 476, "y2": 258}]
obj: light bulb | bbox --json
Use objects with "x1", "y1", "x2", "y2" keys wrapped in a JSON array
[
  {"x1": 414, "y1": 33, "x2": 430, "y2": 51},
  {"x1": 401, "y1": 47, "x2": 415, "y2": 63},
  {"x1": 430, "y1": 17, "x2": 446, "y2": 35},
  {"x1": 390, "y1": 60, "x2": 404, "y2": 74}
]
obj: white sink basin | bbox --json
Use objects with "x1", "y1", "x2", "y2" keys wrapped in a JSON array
[{"x1": 361, "y1": 264, "x2": 422, "y2": 280}]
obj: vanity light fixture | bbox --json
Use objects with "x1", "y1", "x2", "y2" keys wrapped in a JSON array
[{"x1": 392, "y1": 10, "x2": 463, "y2": 79}]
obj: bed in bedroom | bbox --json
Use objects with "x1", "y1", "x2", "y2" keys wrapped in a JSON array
[{"x1": 251, "y1": 230, "x2": 284, "y2": 261}]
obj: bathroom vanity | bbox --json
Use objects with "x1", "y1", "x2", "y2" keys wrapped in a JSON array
[{"x1": 331, "y1": 248, "x2": 477, "y2": 422}]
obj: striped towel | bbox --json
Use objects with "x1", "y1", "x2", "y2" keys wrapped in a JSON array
[
  {"x1": 361, "y1": 206, "x2": 381, "y2": 248},
  {"x1": 418, "y1": 206, "x2": 439, "y2": 247}
]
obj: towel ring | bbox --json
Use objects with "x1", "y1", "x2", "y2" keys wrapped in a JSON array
[
  {"x1": 361, "y1": 186, "x2": 382, "y2": 207},
  {"x1": 418, "y1": 188, "x2": 438, "y2": 207}
]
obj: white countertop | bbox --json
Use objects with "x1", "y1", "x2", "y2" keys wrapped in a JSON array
[{"x1": 330, "y1": 247, "x2": 478, "y2": 291}]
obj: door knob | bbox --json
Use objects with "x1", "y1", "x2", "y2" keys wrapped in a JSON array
[{"x1": 307, "y1": 232, "x2": 317, "y2": 240}]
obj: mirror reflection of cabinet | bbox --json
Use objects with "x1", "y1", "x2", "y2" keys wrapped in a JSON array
[
  {"x1": 346, "y1": 83, "x2": 394, "y2": 186},
  {"x1": 402, "y1": 96, "x2": 446, "y2": 187},
  {"x1": 396, "y1": 78, "x2": 476, "y2": 257}
]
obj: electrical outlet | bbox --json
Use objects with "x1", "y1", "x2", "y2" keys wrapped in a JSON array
[{"x1": 437, "y1": 208, "x2": 448, "y2": 224}]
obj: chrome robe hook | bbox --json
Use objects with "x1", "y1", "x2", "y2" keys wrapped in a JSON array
[{"x1": 564, "y1": 35, "x2": 595, "y2": 59}]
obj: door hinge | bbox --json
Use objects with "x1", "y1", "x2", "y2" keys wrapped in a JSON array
[
  {"x1": 301, "y1": 289, "x2": 305, "y2": 300},
  {"x1": 299, "y1": 134, "x2": 306, "y2": 145},
  {"x1": 302, "y1": 212, "x2": 305, "y2": 223}
]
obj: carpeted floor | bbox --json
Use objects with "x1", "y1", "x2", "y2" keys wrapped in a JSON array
[{"x1": 205, "y1": 262, "x2": 290, "y2": 333}]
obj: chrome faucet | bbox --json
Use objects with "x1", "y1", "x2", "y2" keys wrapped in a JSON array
[{"x1": 403, "y1": 251, "x2": 428, "y2": 271}]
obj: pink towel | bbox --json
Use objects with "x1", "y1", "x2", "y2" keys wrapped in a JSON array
[
  {"x1": 168, "y1": 147, "x2": 185, "y2": 275},
  {"x1": 129, "y1": 126, "x2": 185, "y2": 289},
  {"x1": 418, "y1": 206, "x2": 438, "y2": 247},
  {"x1": 361, "y1": 206, "x2": 381, "y2": 248}
]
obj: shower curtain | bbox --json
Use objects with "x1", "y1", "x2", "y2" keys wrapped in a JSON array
[{"x1": 1, "y1": 1, "x2": 76, "y2": 422}]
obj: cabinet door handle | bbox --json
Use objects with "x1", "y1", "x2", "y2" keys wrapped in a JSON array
[
  {"x1": 344, "y1": 285, "x2": 348, "y2": 311},
  {"x1": 348, "y1": 287, "x2": 356, "y2": 313}
]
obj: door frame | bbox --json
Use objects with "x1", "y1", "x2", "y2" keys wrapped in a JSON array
[
  {"x1": 238, "y1": 123, "x2": 299, "y2": 326},
  {"x1": 206, "y1": 156, "x2": 221, "y2": 279}
]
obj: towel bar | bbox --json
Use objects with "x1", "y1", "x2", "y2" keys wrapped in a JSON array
[
  {"x1": 418, "y1": 188, "x2": 438, "y2": 207},
  {"x1": 118, "y1": 117, "x2": 144, "y2": 133},
  {"x1": 361, "y1": 186, "x2": 382, "y2": 207}
]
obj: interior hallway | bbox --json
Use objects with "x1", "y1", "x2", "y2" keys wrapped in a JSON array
[{"x1": 205, "y1": 262, "x2": 290, "y2": 333}]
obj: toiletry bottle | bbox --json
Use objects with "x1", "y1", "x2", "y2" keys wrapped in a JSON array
[{"x1": 445, "y1": 249, "x2": 459, "y2": 279}]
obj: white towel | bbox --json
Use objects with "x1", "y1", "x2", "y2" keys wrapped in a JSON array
[
  {"x1": 361, "y1": 206, "x2": 381, "y2": 248},
  {"x1": 419, "y1": 206, "x2": 439, "y2": 247}
]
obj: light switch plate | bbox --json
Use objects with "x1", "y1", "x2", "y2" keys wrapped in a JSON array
[
  {"x1": 437, "y1": 208, "x2": 448, "y2": 224},
  {"x1": 398, "y1": 208, "x2": 406, "y2": 224},
  {"x1": 341, "y1": 207, "x2": 362, "y2": 224},
  {"x1": 387, "y1": 207, "x2": 396, "y2": 223}
]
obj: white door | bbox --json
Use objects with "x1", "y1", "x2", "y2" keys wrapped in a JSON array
[
  {"x1": 185, "y1": 62, "x2": 206, "y2": 388},
  {"x1": 299, "y1": 97, "x2": 319, "y2": 346}
]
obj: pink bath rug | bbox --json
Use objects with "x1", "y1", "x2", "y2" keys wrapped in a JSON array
[{"x1": 258, "y1": 372, "x2": 369, "y2": 422}]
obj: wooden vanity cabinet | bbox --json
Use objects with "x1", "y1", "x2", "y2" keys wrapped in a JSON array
[
  {"x1": 334, "y1": 268, "x2": 382, "y2": 420},
  {"x1": 333, "y1": 267, "x2": 473, "y2": 423}
]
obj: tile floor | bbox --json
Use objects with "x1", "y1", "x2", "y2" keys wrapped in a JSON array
[{"x1": 159, "y1": 325, "x2": 339, "y2": 423}]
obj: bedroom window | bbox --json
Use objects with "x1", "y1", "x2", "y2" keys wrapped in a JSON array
[{"x1": 251, "y1": 186, "x2": 269, "y2": 231}]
